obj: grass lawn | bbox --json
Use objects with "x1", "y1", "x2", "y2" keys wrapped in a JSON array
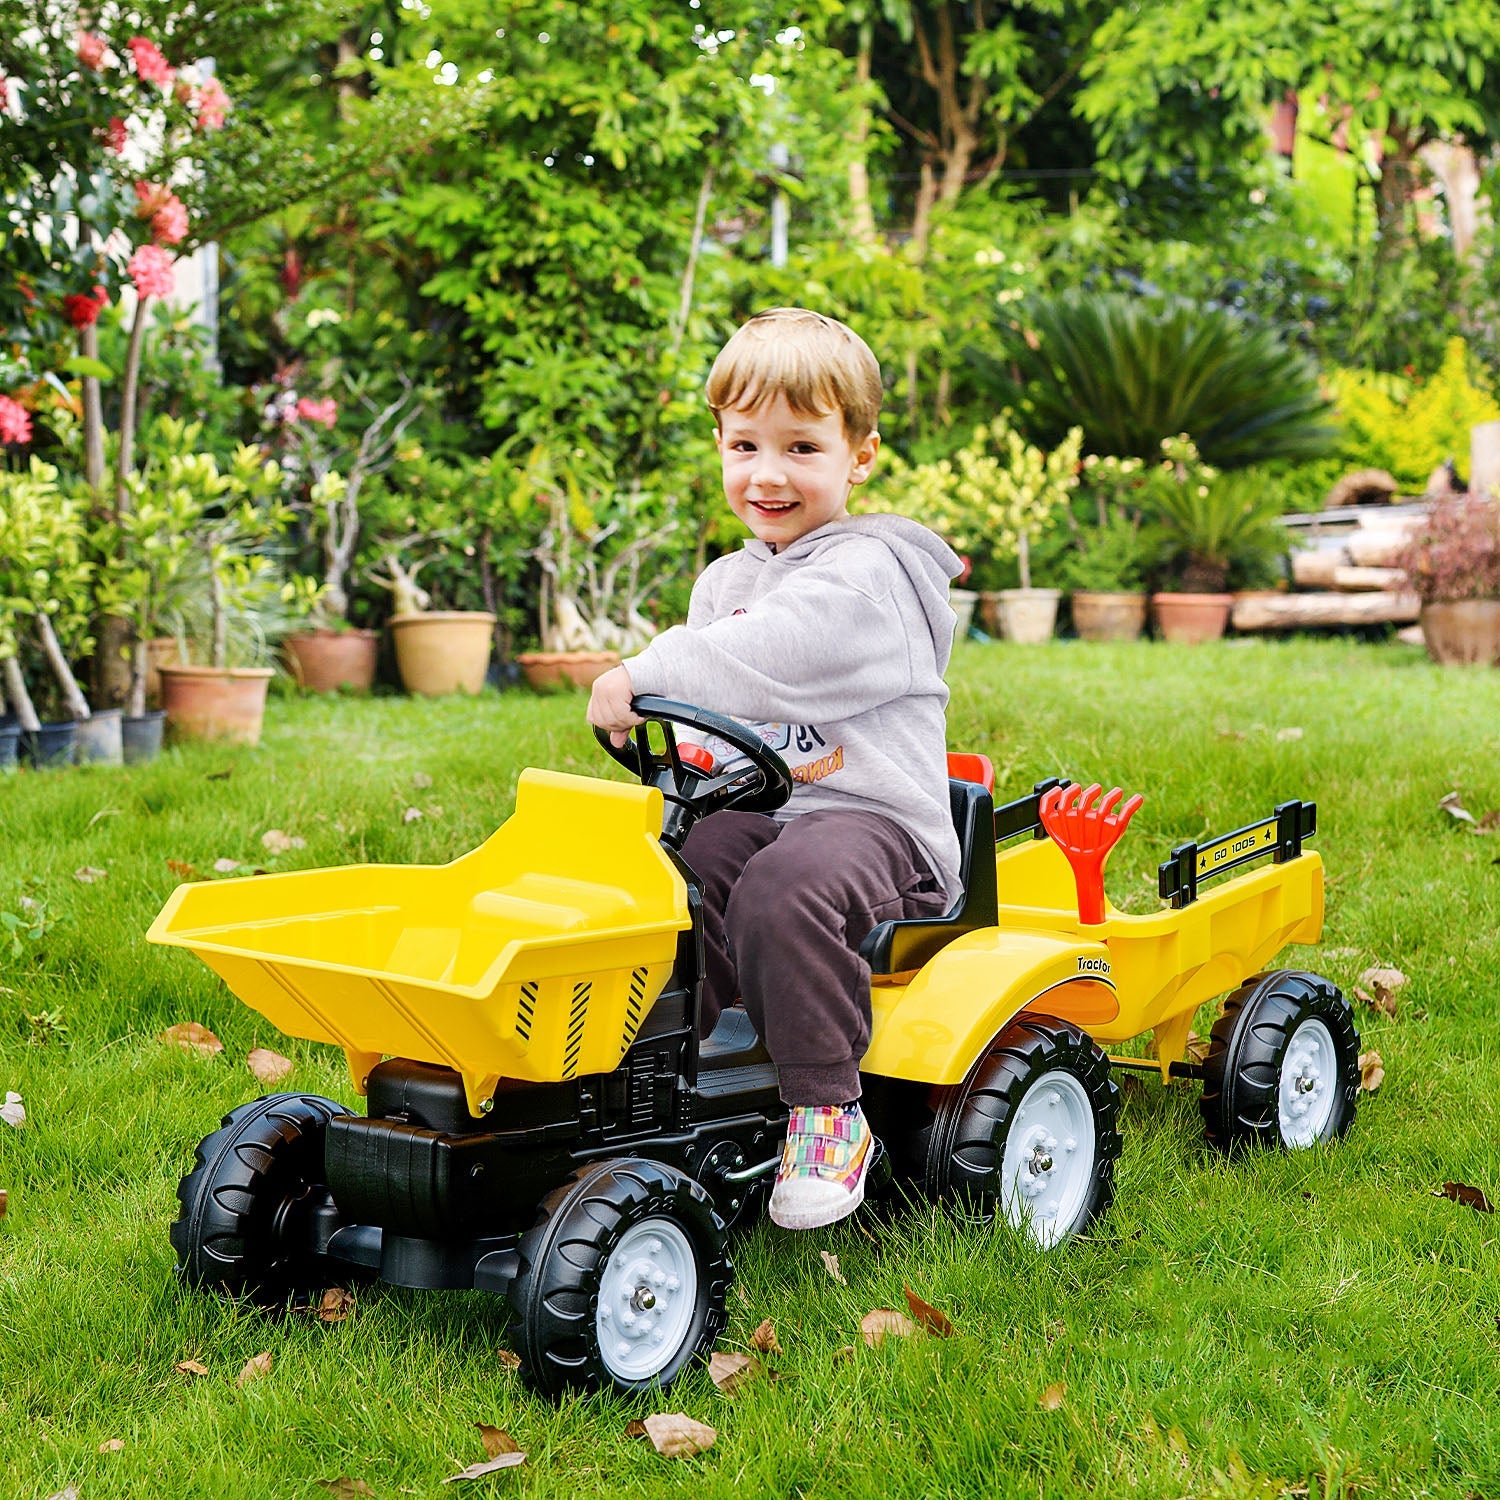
[{"x1": 1, "y1": 636, "x2": 1498, "y2": 1500}]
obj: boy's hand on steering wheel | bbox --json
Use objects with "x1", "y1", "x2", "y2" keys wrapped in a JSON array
[{"x1": 586, "y1": 664, "x2": 643, "y2": 747}]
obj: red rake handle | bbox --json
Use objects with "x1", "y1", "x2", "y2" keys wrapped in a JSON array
[{"x1": 1039, "y1": 782, "x2": 1144, "y2": 925}]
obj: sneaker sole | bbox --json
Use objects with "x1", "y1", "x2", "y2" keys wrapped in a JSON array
[{"x1": 768, "y1": 1173, "x2": 866, "y2": 1231}]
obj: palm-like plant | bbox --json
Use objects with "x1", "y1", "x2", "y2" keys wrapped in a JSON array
[
  {"x1": 1151, "y1": 464, "x2": 1290, "y2": 594},
  {"x1": 969, "y1": 292, "x2": 1334, "y2": 469}
]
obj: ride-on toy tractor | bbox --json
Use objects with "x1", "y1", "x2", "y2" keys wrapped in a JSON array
[{"x1": 153, "y1": 698, "x2": 1360, "y2": 1396}]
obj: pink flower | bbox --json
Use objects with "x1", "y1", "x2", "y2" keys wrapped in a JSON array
[
  {"x1": 0, "y1": 77, "x2": 10, "y2": 111},
  {"x1": 77, "y1": 31, "x2": 108, "y2": 70},
  {"x1": 128, "y1": 244, "x2": 176, "y2": 301},
  {"x1": 295, "y1": 397, "x2": 338, "y2": 428},
  {"x1": 196, "y1": 76, "x2": 230, "y2": 131},
  {"x1": 63, "y1": 286, "x2": 110, "y2": 328},
  {"x1": 0, "y1": 396, "x2": 33, "y2": 446},
  {"x1": 105, "y1": 116, "x2": 127, "y2": 154},
  {"x1": 134, "y1": 181, "x2": 189, "y2": 245},
  {"x1": 127, "y1": 36, "x2": 174, "y2": 87}
]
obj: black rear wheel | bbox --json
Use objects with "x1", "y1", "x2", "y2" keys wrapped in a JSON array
[
  {"x1": 509, "y1": 1158, "x2": 730, "y2": 1397},
  {"x1": 925, "y1": 1016, "x2": 1120, "y2": 1248},
  {"x1": 170, "y1": 1093, "x2": 346, "y2": 1301},
  {"x1": 1200, "y1": 970, "x2": 1359, "y2": 1152}
]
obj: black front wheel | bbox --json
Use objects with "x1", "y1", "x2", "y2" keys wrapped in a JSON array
[
  {"x1": 1200, "y1": 970, "x2": 1359, "y2": 1152},
  {"x1": 170, "y1": 1092, "x2": 346, "y2": 1301},
  {"x1": 924, "y1": 1016, "x2": 1121, "y2": 1248},
  {"x1": 509, "y1": 1158, "x2": 730, "y2": 1397}
]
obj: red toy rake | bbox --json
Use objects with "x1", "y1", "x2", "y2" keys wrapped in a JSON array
[{"x1": 1038, "y1": 782, "x2": 1144, "y2": 925}]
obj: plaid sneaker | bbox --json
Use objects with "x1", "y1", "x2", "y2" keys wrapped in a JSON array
[{"x1": 768, "y1": 1103, "x2": 872, "y2": 1230}]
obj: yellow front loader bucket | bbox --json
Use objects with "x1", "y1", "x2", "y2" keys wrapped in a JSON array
[{"x1": 149, "y1": 769, "x2": 691, "y2": 1116}]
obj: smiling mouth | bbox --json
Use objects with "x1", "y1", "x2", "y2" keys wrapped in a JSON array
[{"x1": 749, "y1": 499, "x2": 797, "y2": 514}]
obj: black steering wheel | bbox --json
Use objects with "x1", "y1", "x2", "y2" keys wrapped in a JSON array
[{"x1": 593, "y1": 696, "x2": 793, "y2": 846}]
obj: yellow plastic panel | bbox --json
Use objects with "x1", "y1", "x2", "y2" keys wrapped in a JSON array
[
  {"x1": 149, "y1": 769, "x2": 690, "y2": 1113},
  {"x1": 863, "y1": 927, "x2": 1117, "y2": 1085}
]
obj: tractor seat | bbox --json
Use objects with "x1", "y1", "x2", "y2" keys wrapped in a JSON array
[{"x1": 858, "y1": 759, "x2": 998, "y2": 975}]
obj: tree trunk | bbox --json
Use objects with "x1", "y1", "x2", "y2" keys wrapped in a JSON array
[
  {"x1": 114, "y1": 295, "x2": 150, "y2": 519},
  {"x1": 1374, "y1": 120, "x2": 1422, "y2": 253},
  {"x1": 80, "y1": 323, "x2": 106, "y2": 497},
  {"x1": 670, "y1": 159, "x2": 715, "y2": 361},
  {"x1": 35, "y1": 614, "x2": 91, "y2": 720},
  {"x1": 1, "y1": 657, "x2": 41, "y2": 734},
  {"x1": 846, "y1": 25, "x2": 878, "y2": 245}
]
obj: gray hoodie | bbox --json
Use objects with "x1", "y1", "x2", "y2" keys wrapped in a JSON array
[{"x1": 623, "y1": 514, "x2": 964, "y2": 905}]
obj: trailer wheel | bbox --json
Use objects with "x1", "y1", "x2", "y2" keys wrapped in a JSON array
[
  {"x1": 509, "y1": 1158, "x2": 730, "y2": 1397},
  {"x1": 1200, "y1": 970, "x2": 1359, "y2": 1152},
  {"x1": 170, "y1": 1093, "x2": 346, "y2": 1301},
  {"x1": 927, "y1": 1016, "x2": 1120, "y2": 1248}
]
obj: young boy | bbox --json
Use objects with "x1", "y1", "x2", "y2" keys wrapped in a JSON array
[{"x1": 586, "y1": 307, "x2": 962, "y2": 1230}]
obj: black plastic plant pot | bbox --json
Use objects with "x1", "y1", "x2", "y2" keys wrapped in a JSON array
[
  {"x1": 0, "y1": 721, "x2": 18, "y2": 773},
  {"x1": 22, "y1": 721, "x2": 78, "y2": 768},
  {"x1": 122, "y1": 710, "x2": 167, "y2": 765}
]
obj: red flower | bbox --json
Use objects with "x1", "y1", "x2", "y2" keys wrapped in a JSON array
[
  {"x1": 128, "y1": 244, "x2": 176, "y2": 301},
  {"x1": 295, "y1": 397, "x2": 338, "y2": 428},
  {"x1": 196, "y1": 76, "x2": 230, "y2": 131},
  {"x1": 105, "y1": 116, "x2": 127, "y2": 154},
  {"x1": 63, "y1": 286, "x2": 110, "y2": 328},
  {"x1": 127, "y1": 36, "x2": 174, "y2": 87},
  {"x1": 0, "y1": 395, "x2": 33, "y2": 446},
  {"x1": 76, "y1": 31, "x2": 108, "y2": 70},
  {"x1": 0, "y1": 77, "x2": 10, "y2": 111}
]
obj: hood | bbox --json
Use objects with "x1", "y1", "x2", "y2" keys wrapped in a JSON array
[{"x1": 742, "y1": 514, "x2": 964, "y2": 670}]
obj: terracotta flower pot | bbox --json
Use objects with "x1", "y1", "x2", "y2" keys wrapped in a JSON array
[
  {"x1": 390, "y1": 612, "x2": 496, "y2": 697},
  {"x1": 992, "y1": 588, "x2": 1061, "y2": 644},
  {"x1": 1419, "y1": 600, "x2": 1500, "y2": 665},
  {"x1": 284, "y1": 628, "x2": 379, "y2": 693},
  {"x1": 159, "y1": 665, "x2": 273, "y2": 746},
  {"x1": 515, "y1": 650, "x2": 622, "y2": 690},
  {"x1": 1151, "y1": 592, "x2": 1233, "y2": 643},
  {"x1": 1071, "y1": 591, "x2": 1148, "y2": 642}
]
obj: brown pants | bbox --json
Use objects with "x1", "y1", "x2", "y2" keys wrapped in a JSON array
[{"x1": 679, "y1": 809, "x2": 949, "y2": 1106}]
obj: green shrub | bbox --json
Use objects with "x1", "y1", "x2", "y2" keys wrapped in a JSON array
[{"x1": 969, "y1": 291, "x2": 1335, "y2": 469}]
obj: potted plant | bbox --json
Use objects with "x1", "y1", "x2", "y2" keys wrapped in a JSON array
[
  {"x1": 1395, "y1": 496, "x2": 1500, "y2": 665},
  {"x1": 281, "y1": 387, "x2": 424, "y2": 693},
  {"x1": 1145, "y1": 440, "x2": 1288, "y2": 643},
  {"x1": 0, "y1": 458, "x2": 109, "y2": 766},
  {"x1": 516, "y1": 462, "x2": 683, "y2": 690},
  {"x1": 153, "y1": 440, "x2": 293, "y2": 744},
  {"x1": 1056, "y1": 455, "x2": 1160, "y2": 642}
]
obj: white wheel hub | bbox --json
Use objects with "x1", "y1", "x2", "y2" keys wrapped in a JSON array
[
  {"x1": 1278, "y1": 1017, "x2": 1338, "y2": 1147},
  {"x1": 595, "y1": 1217, "x2": 698, "y2": 1382},
  {"x1": 999, "y1": 1069, "x2": 1097, "y2": 1249}
]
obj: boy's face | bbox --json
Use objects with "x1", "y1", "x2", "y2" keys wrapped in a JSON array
[{"x1": 715, "y1": 392, "x2": 879, "y2": 550}]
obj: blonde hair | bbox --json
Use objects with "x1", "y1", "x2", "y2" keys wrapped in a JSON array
[{"x1": 705, "y1": 307, "x2": 882, "y2": 440}]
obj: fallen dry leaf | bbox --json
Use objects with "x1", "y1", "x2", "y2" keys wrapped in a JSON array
[
  {"x1": 443, "y1": 1452, "x2": 527, "y2": 1483},
  {"x1": 819, "y1": 1249, "x2": 846, "y2": 1285},
  {"x1": 44, "y1": 1489, "x2": 78, "y2": 1500},
  {"x1": 158, "y1": 1022, "x2": 223, "y2": 1057},
  {"x1": 402, "y1": 806, "x2": 424, "y2": 824},
  {"x1": 860, "y1": 1308, "x2": 917, "y2": 1346},
  {"x1": 212, "y1": 858, "x2": 242, "y2": 875},
  {"x1": 165, "y1": 858, "x2": 200, "y2": 879},
  {"x1": 1183, "y1": 1032, "x2": 1213, "y2": 1065},
  {"x1": 476, "y1": 1425, "x2": 521, "y2": 1459},
  {"x1": 624, "y1": 1419, "x2": 649, "y2": 1439},
  {"x1": 832, "y1": 1344, "x2": 856, "y2": 1363},
  {"x1": 412, "y1": 771, "x2": 434, "y2": 790},
  {"x1": 205, "y1": 768, "x2": 233, "y2": 781},
  {"x1": 904, "y1": 1286, "x2": 955, "y2": 1337},
  {"x1": 317, "y1": 1480, "x2": 374, "y2": 1499},
  {"x1": 0, "y1": 1189, "x2": 7, "y2": 1217},
  {"x1": 707, "y1": 1350, "x2": 758, "y2": 1393},
  {"x1": 248, "y1": 1047, "x2": 294, "y2": 1086},
  {"x1": 1478, "y1": 809, "x2": 1500, "y2": 832},
  {"x1": 98, "y1": 1438, "x2": 125, "y2": 1453},
  {"x1": 237, "y1": 1351, "x2": 273, "y2": 1386},
  {"x1": 749, "y1": 1318, "x2": 782, "y2": 1355},
  {"x1": 1439, "y1": 1181, "x2": 1494, "y2": 1214},
  {"x1": 316, "y1": 1286, "x2": 356, "y2": 1323},
  {"x1": 1039, "y1": 1381, "x2": 1067, "y2": 1410},
  {"x1": 261, "y1": 828, "x2": 306, "y2": 853},
  {"x1": 495, "y1": 1348, "x2": 521, "y2": 1372},
  {"x1": 641, "y1": 1413, "x2": 717, "y2": 1458},
  {"x1": 1, "y1": 1092, "x2": 24, "y2": 1129},
  {"x1": 175, "y1": 1359, "x2": 210, "y2": 1377},
  {"x1": 1358, "y1": 1051, "x2": 1384, "y2": 1093},
  {"x1": 1276, "y1": 726, "x2": 1304, "y2": 742},
  {"x1": 74, "y1": 865, "x2": 107, "y2": 884},
  {"x1": 1439, "y1": 790, "x2": 1478, "y2": 826},
  {"x1": 1359, "y1": 966, "x2": 1407, "y2": 1017}
]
